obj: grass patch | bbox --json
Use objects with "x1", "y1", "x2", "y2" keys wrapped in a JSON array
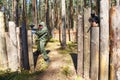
[
  {"x1": 49, "y1": 38, "x2": 59, "y2": 42},
  {"x1": 58, "y1": 41, "x2": 77, "y2": 54},
  {"x1": 0, "y1": 70, "x2": 41, "y2": 80},
  {"x1": 61, "y1": 66, "x2": 72, "y2": 76},
  {"x1": 75, "y1": 76, "x2": 83, "y2": 80}
]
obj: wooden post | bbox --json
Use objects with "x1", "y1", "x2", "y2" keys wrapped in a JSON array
[
  {"x1": 16, "y1": 27, "x2": 21, "y2": 71},
  {"x1": 83, "y1": 8, "x2": 91, "y2": 79},
  {"x1": 6, "y1": 21, "x2": 18, "y2": 71},
  {"x1": 77, "y1": 15, "x2": 84, "y2": 77},
  {"x1": 90, "y1": 27, "x2": 99, "y2": 80},
  {"x1": 109, "y1": 6, "x2": 120, "y2": 80},
  {"x1": 27, "y1": 30, "x2": 34, "y2": 72},
  {"x1": 0, "y1": 12, "x2": 8, "y2": 70},
  {"x1": 100, "y1": 0, "x2": 109, "y2": 80}
]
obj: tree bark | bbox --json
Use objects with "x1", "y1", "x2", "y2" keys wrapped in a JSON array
[
  {"x1": 21, "y1": 0, "x2": 29, "y2": 70},
  {"x1": 61, "y1": 0, "x2": 66, "y2": 49},
  {"x1": 32, "y1": 0, "x2": 37, "y2": 28}
]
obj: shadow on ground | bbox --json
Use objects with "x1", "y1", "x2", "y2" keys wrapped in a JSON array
[{"x1": 70, "y1": 53, "x2": 77, "y2": 72}]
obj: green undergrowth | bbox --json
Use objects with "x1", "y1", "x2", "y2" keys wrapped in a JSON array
[
  {"x1": 75, "y1": 76, "x2": 83, "y2": 80},
  {"x1": 0, "y1": 70, "x2": 42, "y2": 80},
  {"x1": 58, "y1": 41, "x2": 77, "y2": 54},
  {"x1": 61, "y1": 65, "x2": 72, "y2": 76}
]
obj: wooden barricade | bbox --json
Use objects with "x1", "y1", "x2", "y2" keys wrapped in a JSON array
[
  {"x1": 6, "y1": 21, "x2": 19, "y2": 71},
  {"x1": 0, "y1": 11, "x2": 8, "y2": 70},
  {"x1": 90, "y1": 27, "x2": 99, "y2": 80},
  {"x1": 27, "y1": 30, "x2": 34, "y2": 72},
  {"x1": 77, "y1": 15, "x2": 84, "y2": 77},
  {"x1": 83, "y1": 8, "x2": 91, "y2": 79}
]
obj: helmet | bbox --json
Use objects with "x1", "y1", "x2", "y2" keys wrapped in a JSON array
[{"x1": 39, "y1": 22, "x2": 45, "y2": 27}]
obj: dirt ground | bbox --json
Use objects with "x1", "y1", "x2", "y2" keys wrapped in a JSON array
[{"x1": 35, "y1": 41, "x2": 77, "y2": 80}]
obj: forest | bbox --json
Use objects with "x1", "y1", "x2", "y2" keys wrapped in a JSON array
[{"x1": 0, "y1": 0, "x2": 120, "y2": 80}]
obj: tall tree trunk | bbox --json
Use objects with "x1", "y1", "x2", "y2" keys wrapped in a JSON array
[
  {"x1": 12, "y1": 0, "x2": 17, "y2": 21},
  {"x1": 61, "y1": 0, "x2": 66, "y2": 49},
  {"x1": 68, "y1": 0, "x2": 74, "y2": 41},
  {"x1": 100, "y1": 0, "x2": 109, "y2": 80},
  {"x1": 32, "y1": 0, "x2": 37, "y2": 28},
  {"x1": 21, "y1": 0, "x2": 29, "y2": 70},
  {"x1": 16, "y1": 0, "x2": 19, "y2": 27},
  {"x1": 45, "y1": 0, "x2": 51, "y2": 37}
]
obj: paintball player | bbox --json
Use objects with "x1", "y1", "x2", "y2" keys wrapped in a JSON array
[
  {"x1": 35, "y1": 22, "x2": 50, "y2": 64},
  {"x1": 89, "y1": 11, "x2": 99, "y2": 27}
]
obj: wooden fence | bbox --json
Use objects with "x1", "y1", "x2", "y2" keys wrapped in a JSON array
[
  {"x1": 77, "y1": 5, "x2": 120, "y2": 80},
  {"x1": 0, "y1": 12, "x2": 34, "y2": 72}
]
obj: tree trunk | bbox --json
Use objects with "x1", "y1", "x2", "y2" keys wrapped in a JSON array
[
  {"x1": 45, "y1": 0, "x2": 51, "y2": 37},
  {"x1": 21, "y1": 0, "x2": 29, "y2": 70},
  {"x1": 16, "y1": 0, "x2": 19, "y2": 27},
  {"x1": 32, "y1": 0, "x2": 37, "y2": 28},
  {"x1": 100, "y1": 0, "x2": 109, "y2": 80},
  {"x1": 61, "y1": 0, "x2": 66, "y2": 49}
]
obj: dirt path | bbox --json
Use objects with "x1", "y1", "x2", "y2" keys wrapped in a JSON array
[{"x1": 36, "y1": 41, "x2": 77, "y2": 80}]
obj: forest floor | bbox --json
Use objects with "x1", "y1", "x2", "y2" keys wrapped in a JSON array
[
  {"x1": 34, "y1": 39, "x2": 78, "y2": 80},
  {"x1": 0, "y1": 39, "x2": 82, "y2": 80}
]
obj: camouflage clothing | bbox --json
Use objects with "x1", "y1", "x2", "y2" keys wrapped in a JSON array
[{"x1": 35, "y1": 22, "x2": 49, "y2": 60}]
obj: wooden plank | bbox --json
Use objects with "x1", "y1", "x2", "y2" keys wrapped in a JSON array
[
  {"x1": 90, "y1": 27, "x2": 99, "y2": 80},
  {"x1": 77, "y1": 15, "x2": 84, "y2": 77},
  {"x1": 83, "y1": 8, "x2": 91, "y2": 79},
  {"x1": 6, "y1": 21, "x2": 18, "y2": 71},
  {"x1": 100, "y1": 0, "x2": 109, "y2": 80},
  {"x1": 109, "y1": 6, "x2": 120, "y2": 80},
  {"x1": 27, "y1": 30, "x2": 34, "y2": 72},
  {"x1": 0, "y1": 12, "x2": 8, "y2": 70},
  {"x1": 16, "y1": 27, "x2": 21, "y2": 71}
]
